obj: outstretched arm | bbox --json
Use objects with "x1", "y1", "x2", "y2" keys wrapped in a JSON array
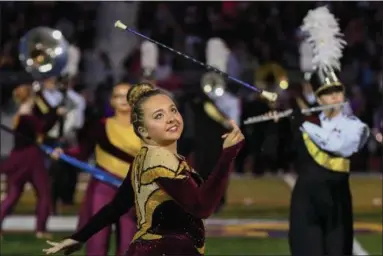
[{"x1": 69, "y1": 171, "x2": 134, "y2": 242}]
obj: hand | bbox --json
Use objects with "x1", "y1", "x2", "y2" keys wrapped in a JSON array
[
  {"x1": 43, "y1": 238, "x2": 82, "y2": 255},
  {"x1": 51, "y1": 148, "x2": 64, "y2": 160},
  {"x1": 376, "y1": 132, "x2": 383, "y2": 143},
  {"x1": 56, "y1": 107, "x2": 67, "y2": 116},
  {"x1": 222, "y1": 120, "x2": 245, "y2": 149},
  {"x1": 265, "y1": 111, "x2": 280, "y2": 123}
]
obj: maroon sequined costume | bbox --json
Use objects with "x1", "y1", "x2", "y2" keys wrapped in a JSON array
[
  {"x1": 70, "y1": 142, "x2": 243, "y2": 255},
  {"x1": 0, "y1": 111, "x2": 57, "y2": 233},
  {"x1": 66, "y1": 118, "x2": 141, "y2": 256}
]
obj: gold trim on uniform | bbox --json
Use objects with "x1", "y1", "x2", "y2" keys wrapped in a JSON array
[
  {"x1": 106, "y1": 118, "x2": 141, "y2": 156},
  {"x1": 95, "y1": 119, "x2": 141, "y2": 179},
  {"x1": 197, "y1": 245, "x2": 205, "y2": 254},
  {"x1": 132, "y1": 146, "x2": 190, "y2": 243},
  {"x1": 302, "y1": 132, "x2": 350, "y2": 172},
  {"x1": 133, "y1": 189, "x2": 172, "y2": 241},
  {"x1": 36, "y1": 134, "x2": 44, "y2": 144},
  {"x1": 12, "y1": 114, "x2": 20, "y2": 129},
  {"x1": 35, "y1": 96, "x2": 49, "y2": 114},
  {"x1": 95, "y1": 145, "x2": 131, "y2": 178}
]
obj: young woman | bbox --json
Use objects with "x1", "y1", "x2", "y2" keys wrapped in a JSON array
[
  {"x1": 0, "y1": 84, "x2": 61, "y2": 239},
  {"x1": 51, "y1": 83, "x2": 141, "y2": 256},
  {"x1": 43, "y1": 82, "x2": 244, "y2": 256}
]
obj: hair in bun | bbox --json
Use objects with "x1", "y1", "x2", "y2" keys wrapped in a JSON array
[
  {"x1": 126, "y1": 82, "x2": 156, "y2": 107},
  {"x1": 127, "y1": 82, "x2": 172, "y2": 140}
]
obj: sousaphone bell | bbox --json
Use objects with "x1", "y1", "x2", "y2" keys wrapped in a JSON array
[
  {"x1": 19, "y1": 27, "x2": 69, "y2": 79},
  {"x1": 201, "y1": 71, "x2": 226, "y2": 97}
]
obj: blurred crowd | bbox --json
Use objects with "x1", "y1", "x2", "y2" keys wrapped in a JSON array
[{"x1": 1, "y1": 2, "x2": 382, "y2": 177}]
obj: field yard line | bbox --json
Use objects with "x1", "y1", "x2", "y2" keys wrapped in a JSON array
[
  {"x1": 2, "y1": 216, "x2": 290, "y2": 232},
  {"x1": 282, "y1": 173, "x2": 369, "y2": 256}
]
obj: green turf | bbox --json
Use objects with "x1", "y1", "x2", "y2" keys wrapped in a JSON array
[
  {"x1": 10, "y1": 176, "x2": 382, "y2": 220},
  {"x1": 356, "y1": 234, "x2": 383, "y2": 255},
  {"x1": 0, "y1": 233, "x2": 381, "y2": 255},
  {"x1": 1, "y1": 176, "x2": 381, "y2": 255}
]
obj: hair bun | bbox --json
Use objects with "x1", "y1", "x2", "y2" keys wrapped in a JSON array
[{"x1": 127, "y1": 82, "x2": 156, "y2": 107}]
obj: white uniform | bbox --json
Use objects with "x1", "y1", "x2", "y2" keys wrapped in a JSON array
[{"x1": 301, "y1": 112, "x2": 370, "y2": 157}]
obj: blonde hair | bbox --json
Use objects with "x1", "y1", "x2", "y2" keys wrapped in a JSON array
[{"x1": 126, "y1": 82, "x2": 169, "y2": 139}]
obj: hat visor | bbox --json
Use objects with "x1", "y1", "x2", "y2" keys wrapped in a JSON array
[{"x1": 315, "y1": 84, "x2": 344, "y2": 97}]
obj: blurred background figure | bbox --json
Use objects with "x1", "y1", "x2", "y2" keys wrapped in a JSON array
[{"x1": 0, "y1": 2, "x2": 382, "y2": 255}]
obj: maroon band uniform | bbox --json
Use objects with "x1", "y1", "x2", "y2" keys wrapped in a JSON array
[
  {"x1": 69, "y1": 142, "x2": 243, "y2": 255},
  {"x1": 0, "y1": 110, "x2": 57, "y2": 233}
]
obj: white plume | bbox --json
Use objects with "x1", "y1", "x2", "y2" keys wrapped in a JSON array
[
  {"x1": 300, "y1": 6, "x2": 346, "y2": 73},
  {"x1": 206, "y1": 38, "x2": 229, "y2": 72},
  {"x1": 140, "y1": 40, "x2": 158, "y2": 73}
]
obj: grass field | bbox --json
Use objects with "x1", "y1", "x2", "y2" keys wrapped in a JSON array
[
  {"x1": 1, "y1": 175, "x2": 382, "y2": 255},
  {"x1": 1, "y1": 233, "x2": 381, "y2": 255}
]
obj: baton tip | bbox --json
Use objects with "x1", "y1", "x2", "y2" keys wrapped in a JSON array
[
  {"x1": 260, "y1": 90, "x2": 278, "y2": 102},
  {"x1": 114, "y1": 20, "x2": 127, "y2": 30}
]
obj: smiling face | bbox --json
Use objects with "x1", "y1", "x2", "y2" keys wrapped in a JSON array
[{"x1": 140, "y1": 94, "x2": 184, "y2": 146}]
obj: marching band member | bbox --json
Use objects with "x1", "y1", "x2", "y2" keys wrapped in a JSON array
[
  {"x1": 43, "y1": 82, "x2": 244, "y2": 256},
  {"x1": 34, "y1": 75, "x2": 86, "y2": 212},
  {"x1": 197, "y1": 38, "x2": 237, "y2": 211},
  {"x1": 51, "y1": 83, "x2": 140, "y2": 256},
  {"x1": 204, "y1": 38, "x2": 241, "y2": 126},
  {"x1": 285, "y1": 7, "x2": 370, "y2": 256},
  {"x1": 0, "y1": 83, "x2": 64, "y2": 239}
]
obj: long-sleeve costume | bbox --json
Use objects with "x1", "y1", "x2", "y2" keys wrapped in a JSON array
[
  {"x1": 69, "y1": 142, "x2": 243, "y2": 256},
  {"x1": 288, "y1": 111, "x2": 370, "y2": 256},
  {"x1": 66, "y1": 117, "x2": 141, "y2": 256},
  {"x1": 0, "y1": 110, "x2": 57, "y2": 233}
]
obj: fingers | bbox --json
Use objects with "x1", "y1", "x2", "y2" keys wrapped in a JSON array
[
  {"x1": 223, "y1": 123, "x2": 244, "y2": 143},
  {"x1": 43, "y1": 241, "x2": 61, "y2": 254},
  {"x1": 46, "y1": 240, "x2": 58, "y2": 246},
  {"x1": 229, "y1": 120, "x2": 240, "y2": 132},
  {"x1": 231, "y1": 132, "x2": 244, "y2": 144}
]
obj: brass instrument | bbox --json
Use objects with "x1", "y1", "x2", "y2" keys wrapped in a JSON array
[
  {"x1": 19, "y1": 27, "x2": 69, "y2": 79},
  {"x1": 255, "y1": 62, "x2": 289, "y2": 93},
  {"x1": 201, "y1": 71, "x2": 226, "y2": 97}
]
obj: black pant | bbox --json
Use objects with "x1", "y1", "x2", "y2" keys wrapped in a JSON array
[
  {"x1": 49, "y1": 160, "x2": 78, "y2": 209},
  {"x1": 288, "y1": 174, "x2": 353, "y2": 256}
]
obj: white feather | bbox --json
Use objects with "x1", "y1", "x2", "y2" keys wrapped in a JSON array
[
  {"x1": 206, "y1": 38, "x2": 229, "y2": 72},
  {"x1": 140, "y1": 40, "x2": 158, "y2": 71},
  {"x1": 300, "y1": 6, "x2": 346, "y2": 73}
]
